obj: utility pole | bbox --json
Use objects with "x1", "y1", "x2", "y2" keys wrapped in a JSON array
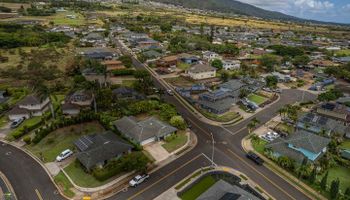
[{"x1": 210, "y1": 132, "x2": 215, "y2": 168}]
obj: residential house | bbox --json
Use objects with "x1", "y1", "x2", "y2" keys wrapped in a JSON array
[
  {"x1": 79, "y1": 48, "x2": 118, "y2": 60},
  {"x1": 156, "y1": 55, "x2": 178, "y2": 68},
  {"x1": 219, "y1": 79, "x2": 247, "y2": 98},
  {"x1": 197, "y1": 89, "x2": 235, "y2": 114},
  {"x1": 8, "y1": 95, "x2": 50, "y2": 120},
  {"x1": 297, "y1": 113, "x2": 350, "y2": 137},
  {"x1": 112, "y1": 87, "x2": 144, "y2": 100},
  {"x1": 142, "y1": 50, "x2": 162, "y2": 60},
  {"x1": 187, "y1": 64, "x2": 216, "y2": 80},
  {"x1": 61, "y1": 102, "x2": 80, "y2": 116},
  {"x1": 136, "y1": 38, "x2": 159, "y2": 49},
  {"x1": 101, "y1": 60, "x2": 126, "y2": 71},
  {"x1": 266, "y1": 130, "x2": 331, "y2": 163},
  {"x1": 67, "y1": 90, "x2": 93, "y2": 107},
  {"x1": 202, "y1": 51, "x2": 220, "y2": 61},
  {"x1": 222, "y1": 59, "x2": 241, "y2": 70},
  {"x1": 114, "y1": 116, "x2": 177, "y2": 145},
  {"x1": 197, "y1": 179, "x2": 260, "y2": 200},
  {"x1": 316, "y1": 102, "x2": 350, "y2": 123},
  {"x1": 308, "y1": 60, "x2": 337, "y2": 68},
  {"x1": 177, "y1": 53, "x2": 199, "y2": 64},
  {"x1": 74, "y1": 131, "x2": 133, "y2": 170}
]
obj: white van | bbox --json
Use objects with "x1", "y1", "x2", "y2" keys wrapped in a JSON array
[{"x1": 56, "y1": 149, "x2": 73, "y2": 162}]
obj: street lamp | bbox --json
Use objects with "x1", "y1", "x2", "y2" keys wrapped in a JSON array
[{"x1": 210, "y1": 132, "x2": 215, "y2": 168}]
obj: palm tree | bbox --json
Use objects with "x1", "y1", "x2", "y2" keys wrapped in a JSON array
[
  {"x1": 34, "y1": 83, "x2": 56, "y2": 119},
  {"x1": 247, "y1": 117, "x2": 260, "y2": 135}
]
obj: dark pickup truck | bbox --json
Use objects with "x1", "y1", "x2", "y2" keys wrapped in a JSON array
[{"x1": 246, "y1": 152, "x2": 264, "y2": 165}]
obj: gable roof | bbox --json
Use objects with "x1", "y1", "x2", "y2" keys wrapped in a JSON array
[
  {"x1": 18, "y1": 95, "x2": 46, "y2": 105},
  {"x1": 75, "y1": 131, "x2": 133, "y2": 170},
  {"x1": 219, "y1": 79, "x2": 246, "y2": 92},
  {"x1": 113, "y1": 116, "x2": 177, "y2": 143}
]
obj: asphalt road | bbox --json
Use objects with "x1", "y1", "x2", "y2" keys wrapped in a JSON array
[{"x1": 0, "y1": 142, "x2": 62, "y2": 200}]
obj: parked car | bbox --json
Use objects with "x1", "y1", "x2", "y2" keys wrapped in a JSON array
[
  {"x1": 129, "y1": 174, "x2": 149, "y2": 187},
  {"x1": 167, "y1": 89, "x2": 174, "y2": 96},
  {"x1": 10, "y1": 117, "x2": 25, "y2": 129},
  {"x1": 246, "y1": 152, "x2": 264, "y2": 165},
  {"x1": 56, "y1": 149, "x2": 73, "y2": 162}
]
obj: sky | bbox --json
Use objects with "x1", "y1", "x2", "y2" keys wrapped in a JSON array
[{"x1": 237, "y1": 0, "x2": 350, "y2": 24}]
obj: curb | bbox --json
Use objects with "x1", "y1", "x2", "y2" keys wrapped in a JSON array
[
  {"x1": 0, "y1": 139, "x2": 71, "y2": 200},
  {"x1": 241, "y1": 137, "x2": 327, "y2": 200}
]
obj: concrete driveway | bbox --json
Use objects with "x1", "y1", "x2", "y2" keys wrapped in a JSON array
[{"x1": 144, "y1": 142, "x2": 170, "y2": 163}]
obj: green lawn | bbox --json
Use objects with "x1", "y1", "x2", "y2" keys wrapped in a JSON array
[
  {"x1": 201, "y1": 110, "x2": 241, "y2": 123},
  {"x1": 247, "y1": 94, "x2": 267, "y2": 105},
  {"x1": 251, "y1": 137, "x2": 267, "y2": 154},
  {"x1": 26, "y1": 121, "x2": 105, "y2": 163},
  {"x1": 7, "y1": 116, "x2": 42, "y2": 140},
  {"x1": 54, "y1": 172, "x2": 75, "y2": 198},
  {"x1": 121, "y1": 80, "x2": 136, "y2": 87},
  {"x1": 177, "y1": 62, "x2": 191, "y2": 71},
  {"x1": 340, "y1": 140, "x2": 350, "y2": 150},
  {"x1": 317, "y1": 166, "x2": 350, "y2": 193},
  {"x1": 180, "y1": 176, "x2": 217, "y2": 200},
  {"x1": 275, "y1": 123, "x2": 294, "y2": 134},
  {"x1": 64, "y1": 160, "x2": 109, "y2": 188},
  {"x1": 335, "y1": 49, "x2": 350, "y2": 57},
  {"x1": 162, "y1": 131, "x2": 188, "y2": 153},
  {"x1": 0, "y1": 115, "x2": 8, "y2": 128}
]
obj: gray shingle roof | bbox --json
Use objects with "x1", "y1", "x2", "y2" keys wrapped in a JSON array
[
  {"x1": 75, "y1": 131, "x2": 133, "y2": 170},
  {"x1": 197, "y1": 180, "x2": 260, "y2": 200},
  {"x1": 18, "y1": 95, "x2": 45, "y2": 105},
  {"x1": 113, "y1": 116, "x2": 177, "y2": 143},
  {"x1": 198, "y1": 97, "x2": 236, "y2": 112}
]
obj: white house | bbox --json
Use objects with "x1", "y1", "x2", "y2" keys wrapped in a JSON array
[
  {"x1": 223, "y1": 59, "x2": 241, "y2": 70},
  {"x1": 8, "y1": 95, "x2": 50, "y2": 120},
  {"x1": 202, "y1": 51, "x2": 220, "y2": 61},
  {"x1": 187, "y1": 64, "x2": 217, "y2": 80}
]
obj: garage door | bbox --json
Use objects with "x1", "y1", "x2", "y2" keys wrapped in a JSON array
[{"x1": 141, "y1": 137, "x2": 156, "y2": 146}]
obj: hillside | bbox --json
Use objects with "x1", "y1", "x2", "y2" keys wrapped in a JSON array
[{"x1": 148, "y1": 0, "x2": 304, "y2": 22}]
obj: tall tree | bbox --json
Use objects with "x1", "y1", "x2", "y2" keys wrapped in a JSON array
[
  {"x1": 330, "y1": 178, "x2": 340, "y2": 199},
  {"x1": 320, "y1": 171, "x2": 329, "y2": 191},
  {"x1": 33, "y1": 80, "x2": 55, "y2": 119},
  {"x1": 309, "y1": 166, "x2": 317, "y2": 184},
  {"x1": 247, "y1": 117, "x2": 260, "y2": 135}
]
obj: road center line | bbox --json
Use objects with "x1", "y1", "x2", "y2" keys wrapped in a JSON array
[
  {"x1": 35, "y1": 189, "x2": 43, "y2": 200},
  {"x1": 128, "y1": 154, "x2": 204, "y2": 200},
  {"x1": 225, "y1": 149, "x2": 296, "y2": 200}
]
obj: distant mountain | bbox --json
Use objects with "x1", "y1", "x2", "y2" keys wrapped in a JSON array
[{"x1": 148, "y1": 0, "x2": 307, "y2": 22}]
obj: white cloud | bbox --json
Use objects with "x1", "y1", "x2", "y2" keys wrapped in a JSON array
[
  {"x1": 294, "y1": 0, "x2": 334, "y2": 12},
  {"x1": 343, "y1": 4, "x2": 350, "y2": 11}
]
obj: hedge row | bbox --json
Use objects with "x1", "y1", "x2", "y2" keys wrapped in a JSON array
[
  {"x1": 12, "y1": 119, "x2": 43, "y2": 139},
  {"x1": 111, "y1": 69, "x2": 134, "y2": 76}
]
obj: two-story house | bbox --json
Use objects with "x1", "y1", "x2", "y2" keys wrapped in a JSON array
[
  {"x1": 187, "y1": 64, "x2": 216, "y2": 80},
  {"x1": 8, "y1": 95, "x2": 50, "y2": 120},
  {"x1": 62, "y1": 90, "x2": 94, "y2": 116},
  {"x1": 222, "y1": 59, "x2": 241, "y2": 70},
  {"x1": 202, "y1": 51, "x2": 220, "y2": 61}
]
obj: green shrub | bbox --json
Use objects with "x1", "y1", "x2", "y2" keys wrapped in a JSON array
[
  {"x1": 23, "y1": 135, "x2": 31, "y2": 144},
  {"x1": 111, "y1": 69, "x2": 134, "y2": 76}
]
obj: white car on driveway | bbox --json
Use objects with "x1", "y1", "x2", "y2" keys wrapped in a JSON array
[
  {"x1": 129, "y1": 174, "x2": 149, "y2": 187},
  {"x1": 56, "y1": 149, "x2": 73, "y2": 162}
]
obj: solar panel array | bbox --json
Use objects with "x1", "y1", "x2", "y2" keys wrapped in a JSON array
[{"x1": 74, "y1": 135, "x2": 94, "y2": 151}]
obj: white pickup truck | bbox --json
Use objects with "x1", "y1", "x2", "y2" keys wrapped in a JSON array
[{"x1": 129, "y1": 174, "x2": 149, "y2": 187}]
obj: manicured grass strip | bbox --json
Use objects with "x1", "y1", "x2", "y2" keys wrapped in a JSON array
[
  {"x1": 54, "y1": 171, "x2": 75, "y2": 198},
  {"x1": 162, "y1": 132, "x2": 187, "y2": 153},
  {"x1": 340, "y1": 140, "x2": 350, "y2": 149},
  {"x1": 248, "y1": 94, "x2": 267, "y2": 105},
  {"x1": 251, "y1": 138, "x2": 268, "y2": 154},
  {"x1": 64, "y1": 160, "x2": 108, "y2": 188},
  {"x1": 180, "y1": 176, "x2": 216, "y2": 200}
]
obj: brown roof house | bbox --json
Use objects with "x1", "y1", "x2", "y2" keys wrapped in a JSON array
[
  {"x1": 8, "y1": 95, "x2": 50, "y2": 120},
  {"x1": 101, "y1": 60, "x2": 126, "y2": 71},
  {"x1": 62, "y1": 90, "x2": 94, "y2": 116},
  {"x1": 156, "y1": 55, "x2": 178, "y2": 68}
]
